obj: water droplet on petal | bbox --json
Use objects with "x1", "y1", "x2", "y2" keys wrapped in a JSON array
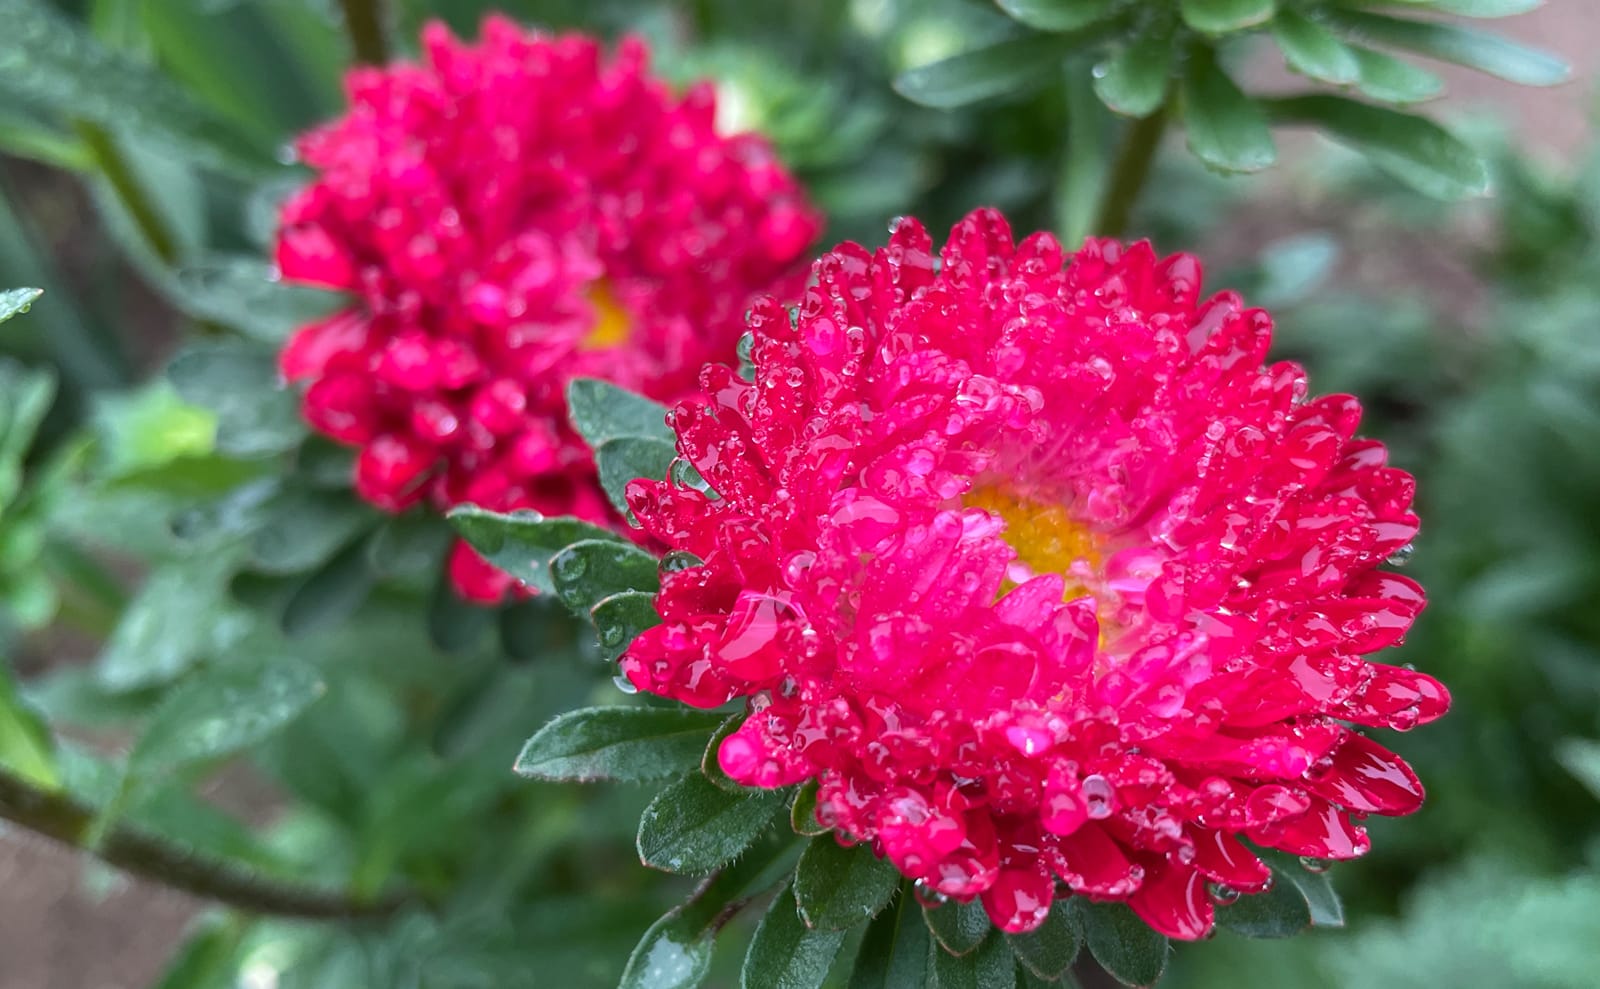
[
  {"x1": 1299, "y1": 856, "x2": 1332, "y2": 874},
  {"x1": 1207, "y1": 882, "x2": 1241, "y2": 905},
  {"x1": 660, "y1": 550, "x2": 702, "y2": 574},
  {"x1": 612, "y1": 673, "x2": 639, "y2": 695}
]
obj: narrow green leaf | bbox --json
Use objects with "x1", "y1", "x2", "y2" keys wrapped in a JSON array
[
  {"x1": 550, "y1": 538, "x2": 660, "y2": 613},
  {"x1": 0, "y1": 665, "x2": 58, "y2": 789},
  {"x1": 795, "y1": 838, "x2": 902, "y2": 930},
  {"x1": 1180, "y1": 50, "x2": 1277, "y2": 173},
  {"x1": 591, "y1": 589, "x2": 662, "y2": 659},
  {"x1": 1007, "y1": 900, "x2": 1081, "y2": 980},
  {"x1": 448, "y1": 506, "x2": 623, "y2": 595},
  {"x1": 499, "y1": 598, "x2": 568, "y2": 662},
  {"x1": 515, "y1": 707, "x2": 726, "y2": 783},
  {"x1": 894, "y1": 37, "x2": 1067, "y2": 109},
  {"x1": 167, "y1": 341, "x2": 303, "y2": 457},
  {"x1": 279, "y1": 538, "x2": 375, "y2": 638},
  {"x1": 130, "y1": 658, "x2": 324, "y2": 772},
  {"x1": 930, "y1": 931, "x2": 1016, "y2": 989},
  {"x1": 996, "y1": 0, "x2": 1117, "y2": 32},
  {"x1": 925, "y1": 898, "x2": 992, "y2": 956},
  {"x1": 366, "y1": 513, "x2": 452, "y2": 580},
  {"x1": 97, "y1": 556, "x2": 254, "y2": 691},
  {"x1": 701, "y1": 713, "x2": 747, "y2": 793},
  {"x1": 1328, "y1": 10, "x2": 1570, "y2": 86},
  {"x1": 1350, "y1": 46, "x2": 1445, "y2": 104},
  {"x1": 1180, "y1": 0, "x2": 1275, "y2": 35},
  {"x1": 0, "y1": 287, "x2": 41, "y2": 323},
  {"x1": 1258, "y1": 849, "x2": 1344, "y2": 927},
  {"x1": 427, "y1": 571, "x2": 492, "y2": 653},
  {"x1": 167, "y1": 254, "x2": 342, "y2": 344},
  {"x1": 1215, "y1": 870, "x2": 1313, "y2": 938},
  {"x1": 743, "y1": 882, "x2": 847, "y2": 989},
  {"x1": 1076, "y1": 901, "x2": 1168, "y2": 987},
  {"x1": 791, "y1": 779, "x2": 827, "y2": 836},
  {"x1": 249, "y1": 489, "x2": 369, "y2": 575},
  {"x1": 150, "y1": 916, "x2": 246, "y2": 989},
  {"x1": 1264, "y1": 94, "x2": 1489, "y2": 199},
  {"x1": 1558, "y1": 738, "x2": 1600, "y2": 802},
  {"x1": 1418, "y1": 0, "x2": 1541, "y2": 14},
  {"x1": 1272, "y1": 9, "x2": 1360, "y2": 85},
  {"x1": 0, "y1": 0, "x2": 272, "y2": 177},
  {"x1": 637, "y1": 772, "x2": 785, "y2": 874},
  {"x1": 850, "y1": 889, "x2": 930, "y2": 989},
  {"x1": 0, "y1": 360, "x2": 55, "y2": 505},
  {"x1": 1093, "y1": 29, "x2": 1174, "y2": 117}
]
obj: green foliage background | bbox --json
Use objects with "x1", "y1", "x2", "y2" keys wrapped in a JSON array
[{"x1": 0, "y1": 0, "x2": 1597, "y2": 986}]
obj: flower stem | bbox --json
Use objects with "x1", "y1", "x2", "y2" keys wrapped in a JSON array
[
  {"x1": 74, "y1": 122, "x2": 179, "y2": 266},
  {"x1": 337, "y1": 0, "x2": 390, "y2": 65},
  {"x1": 1093, "y1": 105, "x2": 1170, "y2": 240},
  {"x1": 0, "y1": 767, "x2": 412, "y2": 920}
]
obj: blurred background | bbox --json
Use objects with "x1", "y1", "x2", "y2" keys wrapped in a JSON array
[{"x1": 1, "y1": 1, "x2": 1598, "y2": 986}]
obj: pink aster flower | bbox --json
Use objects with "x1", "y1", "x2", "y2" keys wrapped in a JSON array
[
  {"x1": 273, "y1": 17, "x2": 820, "y2": 601},
  {"x1": 620, "y1": 209, "x2": 1448, "y2": 940}
]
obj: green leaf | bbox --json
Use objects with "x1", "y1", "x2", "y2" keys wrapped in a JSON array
[
  {"x1": 550, "y1": 538, "x2": 659, "y2": 613},
  {"x1": 366, "y1": 513, "x2": 452, "y2": 580},
  {"x1": 1327, "y1": 10, "x2": 1570, "y2": 86},
  {"x1": 167, "y1": 254, "x2": 342, "y2": 344},
  {"x1": 930, "y1": 931, "x2": 1016, "y2": 989},
  {"x1": 1264, "y1": 95, "x2": 1489, "y2": 199},
  {"x1": 279, "y1": 538, "x2": 375, "y2": 637},
  {"x1": 567, "y1": 378, "x2": 677, "y2": 514},
  {"x1": 701, "y1": 712, "x2": 747, "y2": 793},
  {"x1": 129, "y1": 657, "x2": 324, "y2": 772},
  {"x1": 427, "y1": 571, "x2": 492, "y2": 653},
  {"x1": 448, "y1": 506, "x2": 624, "y2": 595},
  {"x1": 743, "y1": 882, "x2": 847, "y2": 989},
  {"x1": 1215, "y1": 870, "x2": 1313, "y2": 938},
  {"x1": 1271, "y1": 9, "x2": 1360, "y2": 85},
  {"x1": 0, "y1": 287, "x2": 41, "y2": 323},
  {"x1": 894, "y1": 37, "x2": 1067, "y2": 110},
  {"x1": 591, "y1": 589, "x2": 662, "y2": 659},
  {"x1": 637, "y1": 772, "x2": 786, "y2": 874},
  {"x1": 1007, "y1": 900, "x2": 1081, "y2": 980},
  {"x1": 795, "y1": 837, "x2": 902, "y2": 930},
  {"x1": 0, "y1": 359, "x2": 55, "y2": 505},
  {"x1": 1093, "y1": 29, "x2": 1174, "y2": 118},
  {"x1": 1257, "y1": 849, "x2": 1344, "y2": 927},
  {"x1": 925, "y1": 898, "x2": 991, "y2": 956},
  {"x1": 791, "y1": 779, "x2": 827, "y2": 836},
  {"x1": 1077, "y1": 901, "x2": 1168, "y2": 987},
  {"x1": 0, "y1": 0, "x2": 271, "y2": 178},
  {"x1": 850, "y1": 889, "x2": 930, "y2": 989},
  {"x1": 150, "y1": 916, "x2": 246, "y2": 989},
  {"x1": 97, "y1": 556, "x2": 255, "y2": 691},
  {"x1": 1558, "y1": 738, "x2": 1600, "y2": 803},
  {"x1": 249, "y1": 489, "x2": 369, "y2": 575},
  {"x1": 1350, "y1": 46, "x2": 1445, "y2": 104},
  {"x1": 0, "y1": 664, "x2": 58, "y2": 789},
  {"x1": 996, "y1": 0, "x2": 1117, "y2": 32},
  {"x1": 515, "y1": 707, "x2": 727, "y2": 783},
  {"x1": 1180, "y1": 0, "x2": 1275, "y2": 35},
  {"x1": 1180, "y1": 49, "x2": 1276, "y2": 173},
  {"x1": 167, "y1": 342, "x2": 304, "y2": 457},
  {"x1": 1421, "y1": 0, "x2": 1541, "y2": 14}
]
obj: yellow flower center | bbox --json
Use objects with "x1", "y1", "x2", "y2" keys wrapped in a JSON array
[
  {"x1": 966, "y1": 484, "x2": 1102, "y2": 600},
  {"x1": 582, "y1": 281, "x2": 632, "y2": 349}
]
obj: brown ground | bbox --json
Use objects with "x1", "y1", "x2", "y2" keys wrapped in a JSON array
[{"x1": 2, "y1": 5, "x2": 1596, "y2": 988}]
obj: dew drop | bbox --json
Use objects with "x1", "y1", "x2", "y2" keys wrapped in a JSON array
[
  {"x1": 1207, "y1": 882, "x2": 1240, "y2": 906},
  {"x1": 660, "y1": 550, "x2": 703, "y2": 574},
  {"x1": 612, "y1": 673, "x2": 639, "y2": 695},
  {"x1": 1386, "y1": 543, "x2": 1414, "y2": 568},
  {"x1": 1081, "y1": 774, "x2": 1115, "y2": 819},
  {"x1": 912, "y1": 879, "x2": 948, "y2": 908},
  {"x1": 1299, "y1": 856, "x2": 1332, "y2": 874}
]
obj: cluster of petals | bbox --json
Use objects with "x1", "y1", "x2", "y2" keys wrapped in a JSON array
[
  {"x1": 621, "y1": 209, "x2": 1449, "y2": 939},
  {"x1": 273, "y1": 17, "x2": 820, "y2": 600}
]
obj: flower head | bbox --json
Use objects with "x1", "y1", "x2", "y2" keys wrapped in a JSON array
[
  {"x1": 621, "y1": 209, "x2": 1448, "y2": 939},
  {"x1": 274, "y1": 17, "x2": 820, "y2": 600}
]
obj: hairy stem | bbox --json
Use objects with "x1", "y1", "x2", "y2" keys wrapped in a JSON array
[
  {"x1": 0, "y1": 767, "x2": 411, "y2": 920},
  {"x1": 337, "y1": 0, "x2": 390, "y2": 65},
  {"x1": 1093, "y1": 105, "x2": 1170, "y2": 240}
]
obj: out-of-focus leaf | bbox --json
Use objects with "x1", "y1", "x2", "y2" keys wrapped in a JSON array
[
  {"x1": 129, "y1": 656, "x2": 324, "y2": 772},
  {"x1": 742, "y1": 882, "x2": 847, "y2": 989},
  {"x1": 0, "y1": 287, "x2": 41, "y2": 323},
  {"x1": 996, "y1": 0, "x2": 1116, "y2": 32},
  {"x1": 1272, "y1": 9, "x2": 1360, "y2": 85},
  {"x1": 0, "y1": 0, "x2": 271, "y2": 176},
  {"x1": 1180, "y1": 0, "x2": 1275, "y2": 35},
  {"x1": 0, "y1": 359, "x2": 55, "y2": 505},
  {"x1": 515, "y1": 707, "x2": 726, "y2": 783},
  {"x1": 167, "y1": 255, "x2": 343, "y2": 344},
  {"x1": 1350, "y1": 46, "x2": 1445, "y2": 105},
  {"x1": 1265, "y1": 95, "x2": 1489, "y2": 199},
  {"x1": 1076, "y1": 900, "x2": 1168, "y2": 987},
  {"x1": 1556, "y1": 738, "x2": 1600, "y2": 803},
  {"x1": 894, "y1": 37, "x2": 1067, "y2": 110},
  {"x1": 448, "y1": 506, "x2": 622, "y2": 595},
  {"x1": 1327, "y1": 10, "x2": 1570, "y2": 86},
  {"x1": 149, "y1": 916, "x2": 246, "y2": 989},
  {"x1": 0, "y1": 664, "x2": 59, "y2": 789},
  {"x1": 1181, "y1": 49, "x2": 1276, "y2": 173},
  {"x1": 97, "y1": 555, "x2": 255, "y2": 691},
  {"x1": 279, "y1": 538, "x2": 375, "y2": 637},
  {"x1": 637, "y1": 772, "x2": 785, "y2": 875},
  {"x1": 794, "y1": 837, "x2": 901, "y2": 930},
  {"x1": 167, "y1": 342, "x2": 304, "y2": 457},
  {"x1": 1092, "y1": 26, "x2": 1174, "y2": 118},
  {"x1": 248, "y1": 489, "x2": 368, "y2": 575}
]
